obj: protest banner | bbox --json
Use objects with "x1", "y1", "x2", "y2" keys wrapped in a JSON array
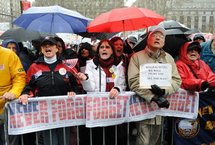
[
  {"x1": 174, "y1": 92, "x2": 215, "y2": 145},
  {"x1": 6, "y1": 89, "x2": 198, "y2": 135},
  {"x1": 8, "y1": 95, "x2": 86, "y2": 135},
  {"x1": 128, "y1": 88, "x2": 198, "y2": 122},
  {"x1": 85, "y1": 92, "x2": 133, "y2": 127}
]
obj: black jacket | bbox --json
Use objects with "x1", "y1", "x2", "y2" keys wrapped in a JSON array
[{"x1": 22, "y1": 56, "x2": 78, "y2": 97}]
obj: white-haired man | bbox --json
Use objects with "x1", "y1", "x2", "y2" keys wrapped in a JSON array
[{"x1": 128, "y1": 26, "x2": 181, "y2": 145}]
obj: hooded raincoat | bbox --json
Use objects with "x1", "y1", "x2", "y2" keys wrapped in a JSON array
[{"x1": 176, "y1": 42, "x2": 215, "y2": 91}]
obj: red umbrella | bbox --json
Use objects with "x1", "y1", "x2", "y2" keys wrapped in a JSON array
[{"x1": 87, "y1": 7, "x2": 165, "y2": 33}]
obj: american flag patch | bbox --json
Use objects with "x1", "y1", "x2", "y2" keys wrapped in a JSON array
[{"x1": 0, "y1": 64, "x2": 4, "y2": 70}]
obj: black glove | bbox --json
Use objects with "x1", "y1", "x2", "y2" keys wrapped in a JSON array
[
  {"x1": 150, "y1": 84, "x2": 165, "y2": 96},
  {"x1": 201, "y1": 81, "x2": 209, "y2": 91},
  {"x1": 151, "y1": 97, "x2": 170, "y2": 108},
  {"x1": 205, "y1": 86, "x2": 215, "y2": 96}
]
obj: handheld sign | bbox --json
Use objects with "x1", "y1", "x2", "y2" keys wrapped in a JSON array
[{"x1": 139, "y1": 63, "x2": 172, "y2": 89}]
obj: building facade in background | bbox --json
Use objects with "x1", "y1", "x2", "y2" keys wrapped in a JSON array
[
  {"x1": 0, "y1": 0, "x2": 21, "y2": 30},
  {"x1": 133, "y1": 0, "x2": 215, "y2": 33}
]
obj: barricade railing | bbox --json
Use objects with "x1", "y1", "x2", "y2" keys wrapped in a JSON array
[{"x1": 3, "y1": 90, "x2": 199, "y2": 145}]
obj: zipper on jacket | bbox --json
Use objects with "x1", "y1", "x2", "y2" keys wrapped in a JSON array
[{"x1": 51, "y1": 71, "x2": 54, "y2": 85}]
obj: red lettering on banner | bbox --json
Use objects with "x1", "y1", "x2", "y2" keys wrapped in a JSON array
[
  {"x1": 109, "y1": 100, "x2": 117, "y2": 118},
  {"x1": 86, "y1": 97, "x2": 93, "y2": 120},
  {"x1": 93, "y1": 98, "x2": 101, "y2": 119},
  {"x1": 67, "y1": 98, "x2": 75, "y2": 120},
  {"x1": 75, "y1": 97, "x2": 85, "y2": 119},
  {"x1": 10, "y1": 116, "x2": 17, "y2": 128},
  {"x1": 51, "y1": 100, "x2": 58, "y2": 122},
  {"x1": 88, "y1": 96, "x2": 127, "y2": 120},
  {"x1": 140, "y1": 102, "x2": 148, "y2": 114},
  {"x1": 25, "y1": 113, "x2": 32, "y2": 126},
  {"x1": 58, "y1": 100, "x2": 67, "y2": 120},
  {"x1": 117, "y1": 96, "x2": 128, "y2": 118},
  {"x1": 169, "y1": 94, "x2": 178, "y2": 111},
  {"x1": 39, "y1": 101, "x2": 48, "y2": 123},
  {"x1": 148, "y1": 102, "x2": 157, "y2": 112},
  {"x1": 16, "y1": 114, "x2": 24, "y2": 128},
  {"x1": 33, "y1": 112, "x2": 40, "y2": 124},
  {"x1": 184, "y1": 96, "x2": 191, "y2": 112},
  {"x1": 101, "y1": 98, "x2": 108, "y2": 119},
  {"x1": 191, "y1": 95, "x2": 196, "y2": 113},
  {"x1": 51, "y1": 97, "x2": 85, "y2": 121},
  {"x1": 169, "y1": 92, "x2": 192, "y2": 112},
  {"x1": 130, "y1": 102, "x2": 141, "y2": 116}
]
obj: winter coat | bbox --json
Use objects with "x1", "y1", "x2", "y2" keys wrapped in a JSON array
[
  {"x1": 81, "y1": 59, "x2": 126, "y2": 92},
  {"x1": 128, "y1": 48, "x2": 181, "y2": 102},
  {"x1": 0, "y1": 47, "x2": 26, "y2": 114},
  {"x1": 128, "y1": 48, "x2": 181, "y2": 125},
  {"x1": 22, "y1": 56, "x2": 78, "y2": 97},
  {"x1": 200, "y1": 40, "x2": 215, "y2": 73},
  {"x1": 176, "y1": 42, "x2": 215, "y2": 91}
]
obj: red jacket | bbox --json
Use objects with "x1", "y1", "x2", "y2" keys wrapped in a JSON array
[{"x1": 176, "y1": 42, "x2": 215, "y2": 91}]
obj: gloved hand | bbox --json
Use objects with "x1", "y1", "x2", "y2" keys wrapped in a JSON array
[
  {"x1": 150, "y1": 84, "x2": 165, "y2": 96},
  {"x1": 201, "y1": 81, "x2": 209, "y2": 91},
  {"x1": 205, "y1": 86, "x2": 215, "y2": 96},
  {"x1": 151, "y1": 96, "x2": 170, "y2": 108}
]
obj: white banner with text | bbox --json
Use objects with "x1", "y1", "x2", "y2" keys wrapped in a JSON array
[{"x1": 7, "y1": 89, "x2": 199, "y2": 135}]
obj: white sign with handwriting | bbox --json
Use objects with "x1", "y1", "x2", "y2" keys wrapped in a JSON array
[{"x1": 139, "y1": 63, "x2": 172, "y2": 89}]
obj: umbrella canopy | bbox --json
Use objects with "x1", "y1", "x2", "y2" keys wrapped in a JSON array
[
  {"x1": 0, "y1": 27, "x2": 42, "y2": 42},
  {"x1": 77, "y1": 32, "x2": 118, "y2": 40},
  {"x1": 158, "y1": 20, "x2": 190, "y2": 32},
  {"x1": 87, "y1": 7, "x2": 165, "y2": 33},
  {"x1": 133, "y1": 30, "x2": 190, "y2": 58},
  {"x1": 13, "y1": 5, "x2": 91, "y2": 34}
]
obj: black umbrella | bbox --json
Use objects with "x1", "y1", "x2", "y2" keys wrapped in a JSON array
[
  {"x1": 0, "y1": 27, "x2": 42, "y2": 42},
  {"x1": 133, "y1": 31, "x2": 190, "y2": 58},
  {"x1": 158, "y1": 20, "x2": 190, "y2": 32},
  {"x1": 77, "y1": 32, "x2": 118, "y2": 40}
]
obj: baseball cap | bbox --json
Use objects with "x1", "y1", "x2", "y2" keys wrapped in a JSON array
[
  {"x1": 187, "y1": 41, "x2": 201, "y2": 53},
  {"x1": 41, "y1": 36, "x2": 57, "y2": 46},
  {"x1": 148, "y1": 26, "x2": 166, "y2": 38},
  {"x1": 193, "y1": 33, "x2": 205, "y2": 42}
]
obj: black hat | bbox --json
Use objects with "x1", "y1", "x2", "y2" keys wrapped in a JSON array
[
  {"x1": 193, "y1": 33, "x2": 205, "y2": 42},
  {"x1": 187, "y1": 41, "x2": 201, "y2": 53},
  {"x1": 41, "y1": 36, "x2": 57, "y2": 46}
]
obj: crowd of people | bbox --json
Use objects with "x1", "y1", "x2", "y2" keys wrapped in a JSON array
[{"x1": 0, "y1": 25, "x2": 215, "y2": 145}]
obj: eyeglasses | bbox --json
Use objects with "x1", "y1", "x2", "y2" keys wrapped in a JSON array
[{"x1": 151, "y1": 33, "x2": 164, "y2": 39}]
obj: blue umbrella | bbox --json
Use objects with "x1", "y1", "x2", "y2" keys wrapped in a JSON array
[{"x1": 13, "y1": 5, "x2": 91, "y2": 34}]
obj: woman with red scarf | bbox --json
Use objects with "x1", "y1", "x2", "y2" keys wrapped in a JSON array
[
  {"x1": 76, "y1": 39, "x2": 126, "y2": 97},
  {"x1": 176, "y1": 41, "x2": 215, "y2": 92},
  {"x1": 76, "y1": 39, "x2": 126, "y2": 145}
]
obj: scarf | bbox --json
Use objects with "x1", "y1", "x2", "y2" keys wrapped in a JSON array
[{"x1": 98, "y1": 57, "x2": 115, "y2": 91}]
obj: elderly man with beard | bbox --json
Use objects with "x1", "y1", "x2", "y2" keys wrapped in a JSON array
[{"x1": 128, "y1": 26, "x2": 181, "y2": 145}]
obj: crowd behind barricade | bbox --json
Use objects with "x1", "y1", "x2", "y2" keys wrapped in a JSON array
[{"x1": 0, "y1": 26, "x2": 215, "y2": 145}]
